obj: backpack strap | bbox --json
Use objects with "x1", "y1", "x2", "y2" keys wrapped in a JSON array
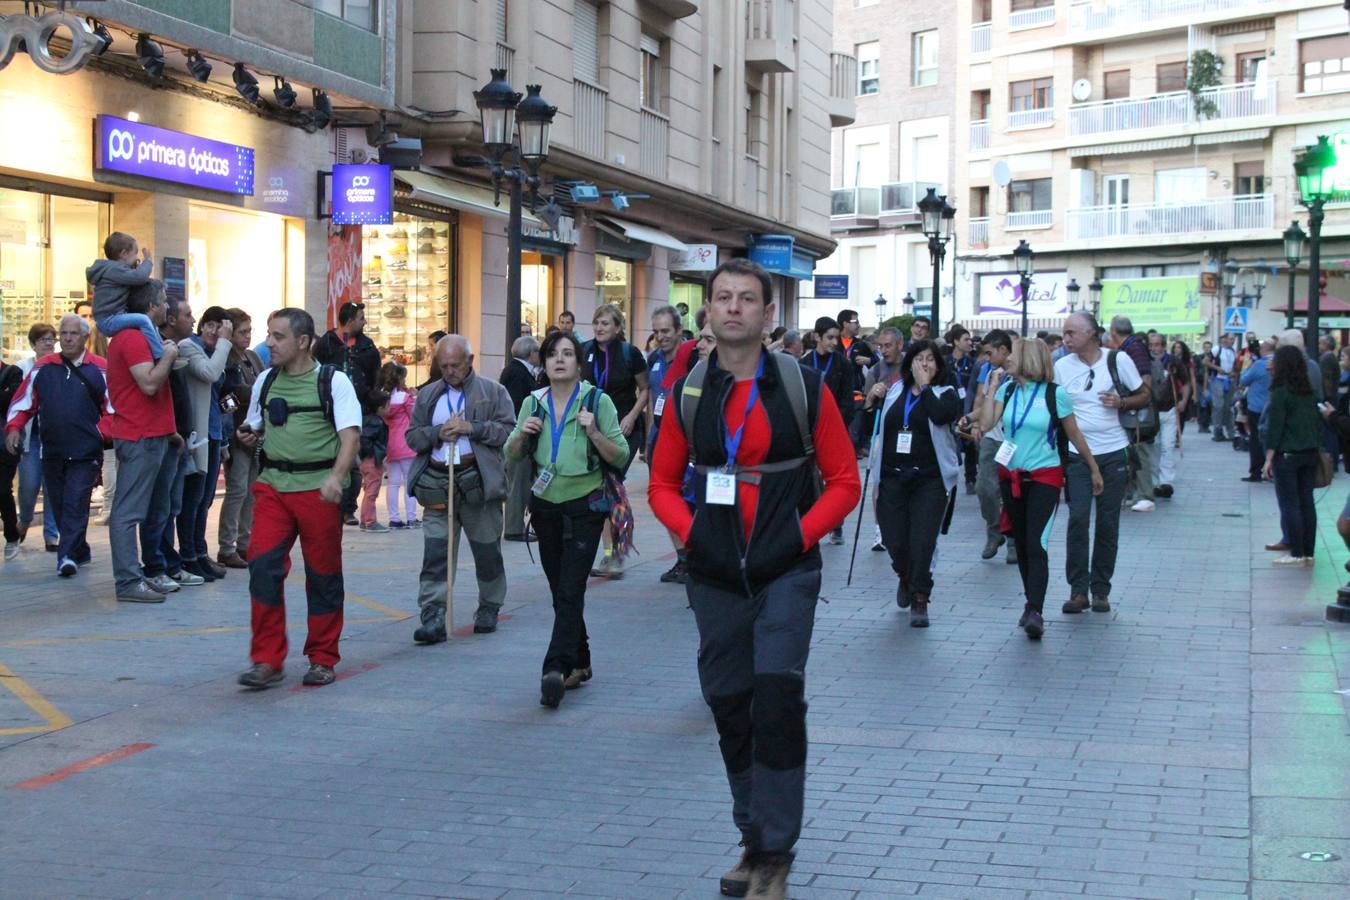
[
  {"x1": 680, "y1": 358, "x2": 709, "y2": 465},
  {"x1": 1106, "y1": 350, "x2": 1124, "y2": 395},
  {"x1": 257, "y1": 366, "x2": 281, "y2": 414},
  {"x1": 770, "y1": 351, "x2": 814, "y2": 459},
  {"x1": 318, "y1": 364, "x2": 336, "y2": 427}
]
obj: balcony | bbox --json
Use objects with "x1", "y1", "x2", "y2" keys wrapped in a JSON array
[
  {"x1": 831, "y1": 186, "x2": 880, "y2": 229},
  {"x1": 1067, "y1": 194, "x2": 1272, "y2": 240},
  {"x1": 639, "y1": 108, "x2": 669, "y2": 179},
  {"x1": 971, "y1": 22, "x2": 991, "y2": 55},
  {"x1": 969, "y1": 217, "x2": 990, "y2": 249},
  {"x1": 1070, "y1": 0, "x2": 1287, "y2": 34},
  {"x1": 495, "y1": 42, "x2": 514, "y2": 84},
  {"x1": 970, "y1": 120, "x2": 989, "y2": 152},
  {"x1": 1008, "y1": 107, "x2": 1053, "y2": 130},
  {"x1": 880, "y1": 181, "x2": 942, "y2": 224},
  {"x1": 828, "y1": 52, "x2": 858, "y2": 127},
  {"x1": 1009, "y1": 4, "x2": 1056, "y2": 30},
  {"x1": 1068, "y1": 83, "x2": 1276, "y2": 137},
  {"x1": 1007, "y1": 209, "x2": 1054, "y2": 229},
  {"x1": 572, "y1": 79, "x2": 607, "y2": 159},
  {"x1": 746, "y1": 0, "x2": 793, "y2": 73}
]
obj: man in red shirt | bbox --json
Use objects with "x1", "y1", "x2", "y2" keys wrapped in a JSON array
[
  {"x1": 106, "y1": 281, "x2": 181, "y2": 603},
  {"x1": 649, "y1": 259, "x2": 860, "y2": 900}
]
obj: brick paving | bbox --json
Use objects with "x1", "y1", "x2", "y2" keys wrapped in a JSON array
[{"x1": 0, "y1": 434, "x2": 1347, "y2": 898}]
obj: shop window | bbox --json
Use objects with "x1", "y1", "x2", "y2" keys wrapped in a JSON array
[
  {"x1": 362, "y1": 213, "x2": 453, "y2": 385},
  {"x1": 189, "y1": 203, "x2": 293, "y2": 339},
  {"x1": 1156, "y1": 61, "x2": 1186, "y2": 94},
  {"x1": 856, "y1": 41, "x2": 879, "y2": 95},
  {"x1": 522, "y1": 250, "x2": 560, "y2": 338},
  {"x1": 594, "y1": 254, "x2": 631, "y2": 327},
  {"x1": 315, "y1": 0, "x2": 377, "y2": 32},
  {"x1": 912, "y1": 30, "x2": 938, "y2": 87},
  {"x1": 1300, "y1": 34, "x2": 1350, "y2": 94},
  {"x1": 668, "y1": 280, "x2": 703, "y2": 337}
]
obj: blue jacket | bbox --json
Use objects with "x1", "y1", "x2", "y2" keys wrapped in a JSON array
[
  {"x1": 1239, "y1": 356, "x2": 1271, "y2": 414},
  {"x1": 5, "y1": 353, "x2": 108, "y2": 461}
]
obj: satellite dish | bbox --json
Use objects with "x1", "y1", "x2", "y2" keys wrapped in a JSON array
[
  {"x1": 1072, "y1": 78, "x2": 1092, "y2": 102},
  {"x1": 992, "y1": 160, "x2": 1012, "y2": 187}
]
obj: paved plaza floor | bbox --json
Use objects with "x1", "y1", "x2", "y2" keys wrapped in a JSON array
[{"x1": 1, "y1": 433, "x2": 1348, "y2": 899}]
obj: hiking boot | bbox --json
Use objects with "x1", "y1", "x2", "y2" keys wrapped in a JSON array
[
  {"x1": 473, "y1": 606, "x2": 499, "y2": 634},
  {"x1": 414, "y1": 607, "x2": 448, "y2": 644},
  {"x1": 1023, "y1": 609, "x2": 1044, "y2": 640},
  {"x1": 540, "y1": 671, "x2": 565, "y2": 708},
  {"x1": 217, "y1": 551, "x2": 248, "y2": 569},
  {"x1": 117, "y1": 581, "x2": 167, "y2": 603},
  {"x1": 720, "y1": 843, "x2": 752, "y2": 897},
  {"x1": 302, "y1": 663, "x2": 336, "y2": 686},
  {"x1": 909, "y1": 595, "x2": 930, "y2": 628},
  {"x1": 1091, "y1": 594, "x2": 1111, "y2": 612},
  {"x1": 1062, "y1": 593, "x2": 1090, "y2": 614},
  {"x1": 895, "y1": 578, "x2": 911, "y2": 609},
  {"x1": 563, "y1": 667, "x2": 592, "y2": 690},
  {"x1": 747, "y1": 852, "x2": 793, "y2": 900},
  {"x1": 660, "y1": 559, "x2": 689, "y2": 583},
  {"x1": 981, "y1": 534, "x2": 1004, "y2": 560},
  {"x1": 238, "y1": 663, "x2": 283, "y2": 689}
]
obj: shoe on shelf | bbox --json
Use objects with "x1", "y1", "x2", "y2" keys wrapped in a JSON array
[
  {"x1": 1062, "y1": 593, "x2": 1090, "y2": 614},
  {"x1": 981, "y1": 534, "x2": 1005, "y2": 560},
  {"x1": 238, "y1": 662, "x2": 284, "y2": 689},
  {"x1": 721, "y1": 843, "x2": 752, "y2": 898},
  {"x1": 473, "y1": 606, "x2": 499, "y2": 634},
  {"x1": 659, "y1": 559, "x2": 689, "y2": 583},
  {"x1": 302, "y1": 663, "x2": 336, "y2": 686},
  {"x1": 563, "y1": 667, "x2": 593, "y2": 690},
  {"x1": 1273, "y1": 555, "x2": 1306, "y2": 567},
  {"x1": 1091, "y1": 594, "x2": 1111, "y2": 612},
  {"x1": 1023, "y1": 609, "x2": 1044, "y2": 640},
  {"x1": 4, "y1": 541, "x2": 18, "y2": 561},
  {"x1": 117, "y1": 581, "x2": 167, "y2": 603},
  {"x1": 168, "y1": 569, "x2": 206, "y2": 586},
  {"x1": 540, "y1": 671, "x2": 565, "y2": 708},
  {"x1": 360, "y1": 522, "x2": 391, "y2": 533},
  {"x1": 147, "y1": 574, "x2": 181, "y2": 593},
  {"x1": 1130, "y1": 499, "x2": 1156, "y2": 512},
  {"x1": 1265, "y1": 542, "x2": 1290, "y2": 552},
  {"x1": 57, "y1": 557, "x2": 77, "y2": 578},
  {"x1": 217, "y1": 552, "x2": 248, "y2": 569}
]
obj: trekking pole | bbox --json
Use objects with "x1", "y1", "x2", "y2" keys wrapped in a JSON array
[
  {"x1": 445, "y1": 425, "x2": 458, "y2": 635},
  {"x1": 846, "y1": 404, "x2": 884, "y2": 587}
]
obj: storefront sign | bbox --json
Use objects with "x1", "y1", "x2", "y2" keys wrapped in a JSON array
[
  {"x1": 523, "y1": 216, "x2": 578, "y2": 245},
  {"x1": 749, "y1": 235, "x2": 794, "y2": 272},
  {"x1": 94, "y1": 115, "x2": 255, "y2": 195},
  {"x1": 670, "y1": 243, "x2": 718, "y2": 271},
  {"x1": 1098, "y1": 275, "x2": 1205, "y2": 331},
  {"x1": 331, "y1": 163, "x2": 393, "y2": 225},
  {"x1": 813, "y1": 275, "x2": 849, "y2": 300},
  {"x1": 262, "y1": 175, "x2": 291, "y2": 206},
  {"x1": 977, "y1": 271, "x2": 1069, "y2": 318}
]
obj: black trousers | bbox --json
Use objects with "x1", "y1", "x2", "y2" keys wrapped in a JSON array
[
  {"x1": 1000, "y1": 477, "x2": 1061, "y2": 613},
  {"x1": 876, "y1": 472, "x2": 948, "y2": 596},
  {"x1": 42, "y1": 457, "x2": 100, "y2": 564},
  {"x1": 0, "y1": 455, "x2": 18, "y2": 544},
  {"x1": 530, "y1": 493, "x2": 606, "y2": 675},
  {"x1": 1273, "y1": 450, "x2": 1318, "y2": 558}
]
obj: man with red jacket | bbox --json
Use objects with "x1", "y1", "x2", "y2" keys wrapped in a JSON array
[{"x1": 649, "y1": 259, "x2": 859, "y2": 900}]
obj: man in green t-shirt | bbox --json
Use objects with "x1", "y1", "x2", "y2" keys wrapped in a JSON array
[{"x1": 235, "y1": 309, "x2": 361, "y2": 690}]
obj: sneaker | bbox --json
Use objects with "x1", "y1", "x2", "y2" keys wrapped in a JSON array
[
  {"x1": 1091, "y1": 594, "x2": 1111, "y2": 612},
  {"x1": 168, "y1": 569, "x2": 206, "y2": 586},
  {"x1": 1130, "y1": 499, "x2": 1156, "y2": 512},
  {"x1": 408, "y1": 518, "x2": 422, "y2": 528},
  {"x1": 1062, "y1": 593, "x2": 1090, "y2": 614},
  {"x1": 57, "y1": 557, "x2": 77, "y2": 577},
  {"x1": 389, "y1": 520, "x2": 405, "y2": 529},
  {"x1": 747, "y1": 852, "x2": 792, "y2": 900},
  {"x1": 117, "y1": 581, "x2": 167, "y2": 603},
  {"x1": 590, "y1": 554, "x2": 624, "y2": 579},
  {"x1": 4, "y1": 541, "x2": 18, "y2": 561},
  {"x1": 147, "y1": 574, "x2": 181, "y2": 593},
  {"x1": 200, "y1": 558, "x2": 227, "y2": 579},
  {"x1": 473, "y1": 606, "x2": 499, "y2": 634},
  {"x1": 182, "y1": 560, "x2": 217, "y2": 582},
  {"x1": 1274, "y1": 555, "x2": 1306, "y2": 566},
  {"x1": 342, "y1": 514, "x2": 359, "y2": 526},
  {"x1": 981, "y1": 534, "x2": 1005, "y2": 560},
  {"x1": 721, "y1": 843, "x2": 752, "y2": 898},
  {"x1": 659, "y1": 559, "x2": 689, "y2": 583},
  {"x1": 302, "y1": 663, "x2": 336, "y2": 686},
  {"x1": 1023, "y1": 610, "x2": 1044, "y2": 640},
  {"x1": 360, "y1": 522, "x2": 391, "y2": 533},
  {"x1": 563, "y1": 667, "x2": 593, "y2": 690},
  {"x1": 828, "y1": 528, "x2": 844, "y2": 546},
  {"x1": 238, "y1": 663, "x2": 284, "y2": 689},
  {"x1": 540, "y1": 671, "x2": 565, "y2": 708}
]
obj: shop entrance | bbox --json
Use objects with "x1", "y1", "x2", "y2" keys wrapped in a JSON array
[
  {"x1": 522, "y1": 250, "x2": 563, "y2": 338},
  {"x1": 188, "y1": 201, "x2": 304, "y2": 337},
  {"x1": 669, "y1": 278, "x2": 704, "y2": 337},
  {"x1": 360, "y1": 211, "x2": 454, "y2": 386}
]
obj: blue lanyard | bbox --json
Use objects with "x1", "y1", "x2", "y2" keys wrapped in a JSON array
[
  {"x1": 441, "y1": 389, "x2": 465, "y2": 419},
  {"x1": 651, "y1": 355, "x2": 667, "y2": 399},
  {"x1": 545, "y1": 382, "x2": 581, "y2": 465},
  {"x1": 811, "y1": 352, "x2": 833, "y2": 377},
  {"x1": 1008, "y1": 383, "x2": 1042, "y2": 440},
  {"x1": 724, "y1": 355, "x2": 765, "y2": 466},
  {"x1": 592, "y1": 343, "x2": 611, "y2": 391},
  {"x1": 902, "y1": 390, "x2": 922, "y2": 430}
]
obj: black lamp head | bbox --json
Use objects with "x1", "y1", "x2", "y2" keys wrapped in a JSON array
[
  {"x1": 86, "y1": 19, "x2": 112, "y2": 56},
  {"x1": 273, "y1": 77, "x2": 298, "y2": 109},
  {"x1": 308, "y1": 90, "x2": 334, "y2": 130},
  {"x1": 136, "y1": 34, "x2": 165, "y2": 77},
  {"x1": 185, "y1": 50, "x2": 212, "y2": 83},
  {"x1": 233, "y1": 63, "x2": 260, "y2": 103}
]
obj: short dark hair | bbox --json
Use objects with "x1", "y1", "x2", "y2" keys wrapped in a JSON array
[
  {"x1": 695, "y1": 306, "x2": 709, "y2": 330},
  {"x1": 983, "y1": 328, "x2": 1013, "y2": 352},
  {"x1": 268, "y1": 308, "x2": 316, "y2": 343},
  {"x1": 199, "y1": 306, "x2": 232, "y2": 333},
  {"x1": 125, "y1": 279, "x2": 165, "y2": 314},
  {"x1": 814, "y1": 316, "x2": 839, "y2": 337},
  {"x1": 538, "y1": 329, "x2": 584, "y2": 386},
  {"x1": 707, "y1": 258, "x2": 773, "y2": 307},
  {"x1": 911, "y1": 315, "x2": 931, "y2": 326},
  {"x1": 74, "y1": 300, "x2": 92, "y2": 314},
  {"x1": 837, "y1": 308, "x2": 858, "y2": 326},
  {"x1": 27, "y1": 322, "x2": 55, "y2": 346},
  {"x1": 945, "y1": 325, "x2": 970, "y2": 344},
  {"x1": 558, "y1": 310, "x2": 575, "y2": 322},
  {"x1": 429, "y1": 330, "x2": 447, "y2": 345},
  {"x1": 103, "y1": 232, "x2": 136, "y2": 259},
  {"x1": 900, "y1": 339, "x2": 948, "y2": 387},
  {"x1": 337, "y1": 301, "x2": 365, "y2": 326}
]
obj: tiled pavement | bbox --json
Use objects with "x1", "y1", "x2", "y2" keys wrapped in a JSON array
[{"x1": 0, "y1": 433, "x2": 1347, "y2": 899}]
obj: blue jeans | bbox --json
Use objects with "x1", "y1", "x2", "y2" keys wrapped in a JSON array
[
  {"x1": 178, "y1": 439, "x2": 221, "y2": 560},
  {"x1": 1273, "y1": 450, "x2": 1318, "y2": 559},
  {"x1": 17, "y1": 432, "x2": 58, "y2": 542},
  {"x1": 96, "y1": 312, "x2": 164, "y2": 358}
]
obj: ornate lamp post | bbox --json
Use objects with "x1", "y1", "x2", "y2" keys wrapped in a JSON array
[
  {"x1": 1088, "y1": 277, "x2": 1102, "y2": 318},
  {"x1": 1065, "y1": 277, "x2": 1080, "y2": 313},
  {"x1": 918, "y1": 188, "x2": 955, "y2": 331},
  {"x1": 1013, "y1": 239, "x2": 1034, "y2": 337},
  {"x1": 1283, "y1": 220, "x2": 1306, "y2": 331},
  {"x1": 874, "y1": 293, "x2": 887, "y2": 328},
  {"x1": 1294, "y1": 135, "x2": 1337, "y2": 352},
  {"x1": 1252, "y1": 263, "x2": 1268, "y2": 308}
]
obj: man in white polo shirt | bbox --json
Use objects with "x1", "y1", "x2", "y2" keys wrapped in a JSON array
[{"x1": 1054, "y1": 312, "x2": 1150, "y2": 616}]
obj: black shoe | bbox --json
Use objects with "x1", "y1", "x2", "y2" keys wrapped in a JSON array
[
  {"x1": 200, "y1": 558, "x2": 227, "y2": 579},
  {"x1": 1241, "y1": 475, "x2": 1262, "y2": 483},
  {"x1": 45, "y1": 542, "x2": 59, "y2": 553},
  {"x1": 1023, "y1": 610, "x2": 1044, "y2": 639},
  {"x1": 413, "y1": 613, "x2": 448, "y2": 644},
  {"x1": 1154, "y1": 484, "x2": 1173, "y2": 499},
  {"x1": 660, "y1": 559, "x2": 689, "y2": 583},
  {"x1": 895, "y1": 579, "x2": 911, "y2": 609},
  {"x1": 503, "y1": 532, "x2": 537, "y2": 543},
  {"x1": 342, "y1": 514, "x2": 359, "y2": 526},
  {"x1": 540, "y1": 671, "x2": 565, "y2": 708},
  {"x1": 473, "y1": 606, "x2": 498, "y2": 634}
]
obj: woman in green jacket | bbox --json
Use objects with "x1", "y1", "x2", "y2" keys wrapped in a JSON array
[
  {"x1": 1263, "y1": 345, "x2": 1322, "y2": 566},
  {"x1": 505, "y1": 330, "x2": 629, "y2": 708}
]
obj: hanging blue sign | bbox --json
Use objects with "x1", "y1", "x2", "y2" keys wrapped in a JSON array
[
  {"x1": 748, "y1": 234, "x2": 794, "y2": 271},
  {"x1": 331, "y1": 163, "x2": 393, "y2": 225},
  {"x1": 94, "y1": 115, "x2": 255, "y2": 195},
  {"x1": 813, "y1": 275, "x2": 849, "y2": 299}
]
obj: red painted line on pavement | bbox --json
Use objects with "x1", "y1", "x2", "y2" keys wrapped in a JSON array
[
  {"x1": 11, "y1": 742, "x2": 155, "y2": 790},
  {"x1": 450, "y1": 614, "x2": 513, "y2": 638},
  {"x1": 287, "y1": 661, "x2": 380, "y2": 692}
]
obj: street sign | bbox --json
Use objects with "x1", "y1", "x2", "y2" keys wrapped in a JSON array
[
  {"x1": 1223, "y1": 306, "x2": 1249, "y2": 334},
  {"x1": 813, "y1": 275, "x2": 849, "y2": 299}
]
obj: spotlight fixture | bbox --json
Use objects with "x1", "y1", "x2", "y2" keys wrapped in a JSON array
[
  {"x1": 273, "y1": 77, "x2": 297, "y2": 109},
  {"x1": 86, "y1": 18, "x2": 112, "y2": 56},
  {"x1": 232, "y1": 63, "x2": 260, "y2": 103},
  {"x1": 308, "y1": 89, "x2": 333, "y2": 129},
  {"x1": 568, "y1": 183, "x2": 600, "y2": 203},
  {"x1": 136, "y1": 34, "x2": 165, "y2": 78},
  {"x1": 185, "y1": 50, "x2": 212, "y2": 83}
]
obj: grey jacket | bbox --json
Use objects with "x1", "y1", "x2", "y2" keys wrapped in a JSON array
[
  {"x1": 406, "y1": 371, "x2": 515, "y2": 503},
  {"x1": 177, "y1": 335, "x2": 232, "y2": 471},
  {"x1": 868, "y1": 383, "x2": 962, "y2": 493}
]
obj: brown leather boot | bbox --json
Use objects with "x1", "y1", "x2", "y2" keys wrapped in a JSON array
[
  {"x1": 909, "y1": 593, "x2": 930, "y2": 628},
  {"x1": 747, "y1": 852, "x2": 792, "y2": 899},
  {"x1": 720, "y1": 842, "x2": 751, "y2": 897},
  {"x1": 1062, "y1": 593, "x2": 1089, "y2": 614}
]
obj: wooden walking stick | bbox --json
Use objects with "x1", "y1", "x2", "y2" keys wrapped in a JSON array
[{"x1": 445, "y1": 449, "x2": 455, "y2": 635}]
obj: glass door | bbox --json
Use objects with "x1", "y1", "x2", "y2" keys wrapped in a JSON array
[{"x1": 1104, "y1": 174, "x2": 1129, "y2": 237}]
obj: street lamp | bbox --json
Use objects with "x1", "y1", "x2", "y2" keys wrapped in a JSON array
[
  {"x1": 1252, "y1": 263, "x2": 1268, "y2": 308},
  {"x1": 1013, "y1": 239, "x2": 1034, "y2": 337},
  {"x1": 918, "y1": 188, "x2": 956, "y2": 332},
  {"x1": 1065, "y1": 277, "x2": 1080, "y2": 313},
  {"x1": 1283, "y1": 220, "x2": 1306, "y2": 330},
  {"x1": 1088, "y1": 277, "x2": 1102, "y2": 318},
  {"x1": 1295, "y1": 134, "x2": 1337, "y2": 352},
  {"x1": 874, "y1": 293, "x2": 888, "y2": 328},
  {"x1": 472, "y1": 68, "x2": 556, "y2": 358},
  {"x1": 902, "y1": 291, "x2": 915, "y2": 309}
]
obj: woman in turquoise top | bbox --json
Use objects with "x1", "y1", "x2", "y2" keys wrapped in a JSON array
[
  {"x1": 977, "y1": 337, "x2": 1100, "y2": 640},
  {"x1": 505, "y1": 330, "x2": 628, "y2": 708}
]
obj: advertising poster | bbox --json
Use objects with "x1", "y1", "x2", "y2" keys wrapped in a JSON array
[{"x1": 327, "y1": 224, "x2": 363, "y2": 330}]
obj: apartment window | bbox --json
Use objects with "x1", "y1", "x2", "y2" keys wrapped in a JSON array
[
  {"x1": 1008, "y1": 178, "x2": 1052, "y2": 212},
  {"x1": 912, "y1": 30, "x2": 938, "y2": 87},
  {"x1": 1236, "y1": 51, "x2": 1266, "y2": 84},
  {"x1": 1235, "y1": 162, "x2": 1264, "y2": 196},
  {"x1": 1300, "y1": 34, "x2": 1350, "y2": 94},
  {"x1": 971, "y1": 186, "x2": 990, "y2": 217},
  {"x1": 973, "y1": 0, "x2": 992, "y2": 22},
  {"x1": 857, "y1": 41, "x2": 880, "y2": 95},
  {"x1": 1010, "y1": 77, "x2": 1052, "y2": 111},
  {"x1": 971, "y1": 90, "x2": 991, "y2": 119},
  {"x1": 1156, "y1": 61, "x2": 1187, "y2": 93},
  {"x1": 745, "y1": 88, "x2": 762, "y2": 158},
  {"x1": 496, "y1": 0, "x2": 508, "y2": 43},
  {"x1": 640, "y1": 33, "x2": 663, "y2": 110},
  {"x1": 1104, "y1": 69, "x2": 1130, "y2": 100},
  {"x1": 1154, "y1": 166, "x2": 1206, "y2": 202},
  {"x1": 314, "y1": 0, "x2": 377, "y2": 31},
  {"x1": 712, "y1": 65, "x2": 724, "y2": 142},
  {"x1": 573, "y1": 0, "x2": 600, "y2": 82}
]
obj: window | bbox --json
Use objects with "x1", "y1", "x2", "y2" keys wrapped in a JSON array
[
  {"x1": 745, "y1": 88, "x2": 762, "y2": 158},
  {"x1": 1010, "y1": 77, "x2": 1052, "y2": 111},
  {"x1": 1235, "y1": 162, "x2": 1264, "y2": 196},
  {"x1": 1236, "y1": 51, "x2": 1266, "y2": 84},
  {"x1": 1010, "y1": 0, "x2": 1052, "y2": 8},
  {"x1": 971, "y1": 89, "x2": 991, "y2": 119},
  {"x1": 640, "y1": 33, "x2": 662, "y2": 110},
  {"x1": 970, "y1": 186, "x2": 990, "y2": 217},
  {"x1": 1300, "y1": 34, "x2": 1350, "y2": 94},
  {"x1": 911, "y1": 135, "x2": 942, "y2": 184},
  {"x1": 912, "y1": 30, "x2": 938, "y2": 87},
  {"x1": 712, "y1": 65, "x2": 724, "y2": 142},
  {"x1": 496, "y1": 0, "x2": 508, "y2": 43},
  {"x1": 973, "y1": 0, "x2": 992, "y2": 22},
  {"x1": 573, "y1": 0, "x2": 600, "y2": 82},
  {"x1": 1156, "y1": 61, "x2": 1187, "y2": 93},
  {"x1": 314, "y1": 0, "x2": 377, "y2": 31},
  {"x1": 1154, "y1": 166, "x2": 1206, "y2": 202},
  {"x1": 1008, "y1": 178, "x2": 1052, "y2": 212},
  {"x1": 1104, "y1": 69, "x2": 1130, "y2": 100},
  {"x1": 856, "y1": 41, "x2": 879, "y2": 95}
]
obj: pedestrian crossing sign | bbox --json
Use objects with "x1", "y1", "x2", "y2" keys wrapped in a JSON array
[{"x1": 1223, "y1": 306, "x2": 1249, "y2": 334}]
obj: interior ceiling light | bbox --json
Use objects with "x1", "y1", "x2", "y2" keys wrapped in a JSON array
[
  {"x1": 273, "y1": 77, "x2": 297, "y2": 109},
  {"x1": 185, "y1": 50, "x2": 212, "y2": 83},
  {"x1": 86, "y1": 19, "x2": 112, "y2": 56},
  {"x1": 232, "y1": 63, "x2": 260, "y2": 103},
  {"x1": 136, "y1": 34, "x2": 165, "y2": 78},
  {"x1": 308, "y1": 89, "x2": 333, "y2": 129}
]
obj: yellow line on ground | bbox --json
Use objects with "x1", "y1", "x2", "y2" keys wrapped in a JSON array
[
  {"x1": 345, "y1": 591, "x2": 412, "y2": 620},
  {"x1": 0, "y1": 616, "x2": 395, "y2": 648},
  {"x1": 0, "y1": 662, "x2": 74, "y2": 736}
]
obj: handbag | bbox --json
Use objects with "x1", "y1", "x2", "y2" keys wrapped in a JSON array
[{"x1": 1315, "y1": 449, "x2": 1335, "y2": 489}]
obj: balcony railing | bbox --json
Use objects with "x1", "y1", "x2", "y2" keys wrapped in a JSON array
[
  {"x1": 828, "y1": 52, "x2": 858, "y2": 126},
  {"x1": 639, "y1": 108, "x2": 669, "y2": 179},
  {"x1": 1068, "y1": 82, "x2": 1276, "y2": 136},
  {"x1": 1007, "y1": 209, "x2": 1054, "y2": 229},
  {"x1": 1070, "y1": 0, "x2": 1286, "y2": 33},
  {"x1": 1009, "y1": 5, "x2": 1056, "y2": 30},
  {"x1": 1008, "y1": 107, "x2": 1053, "y2": 130},
  {"x1": 881, "y1": 181, "x2": 942, "y2": 215},
  {"x1": 831, "y1": 186, "x2": 880, "y2": 218},
  {"x1": 746, "y1": 0, "x2": 793, "y2": 73},
  {"x1": 572, "y1": 78, "x2": 607, "y2": 159},
  {"x1": 969, "y1": 217, "x2": 990, "y2": 249},
  {"x1": 1067, "y1": 194, "x2": 1273, "y2": 240},
  {"x1": 970, "y1": 120, "x2": 989, "y2": 151},
  {"x1": 495, "y1": 42, "x2": 514, "y2": 83},
  {"x1": 971, "y1": 22, "x2": 991, "y2": 55}
]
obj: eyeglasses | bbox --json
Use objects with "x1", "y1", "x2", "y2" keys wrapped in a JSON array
[{"x1": 1077, "y1": 369, "x2": 1095, "y2": 392}]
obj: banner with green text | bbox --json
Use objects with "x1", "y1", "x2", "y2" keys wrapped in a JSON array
[{"x1": 1098, "y1": 276, "x2": 1207, "y2": 333}]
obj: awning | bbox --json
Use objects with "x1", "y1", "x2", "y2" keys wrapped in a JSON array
[
  {"x1": 1194, "y1": 128, "x2": 1269, "y2": 146},
  {"x1": 594, "y1": 215, "x2": 689, "y2": 252},
  {"x1": 393, "y1": 170, "x2": 544, "y2": 227},
  {"x1": 970, "y1": 315, "x2": 1067, "y2": 333},
  {"x1": 1067, "y1": 137, "x2": 1190, "y2": 158},
  {"x1": 1271, "y1": 294, "x2": 1350, "y2": 314}
]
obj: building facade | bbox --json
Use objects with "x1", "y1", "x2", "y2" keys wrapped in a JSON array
[{"x1": 954, "y1": 0, "x2": 1350, "y2": 340}]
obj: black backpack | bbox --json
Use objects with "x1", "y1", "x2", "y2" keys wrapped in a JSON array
[
  {"x1": 1001, "y1": 380, "x2": 1071, "y2": 467},
  {"x1": 257, "y1": 364, "x2": 337, "y2": 428}
]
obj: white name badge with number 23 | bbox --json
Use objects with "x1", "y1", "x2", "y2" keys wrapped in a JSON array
[
  {"x1": 994, "y1": 439, "x2": 1017, "y2": 466},
  {"x1": 707, "y1": 470, "x2": 737, "y2": 505},
  {"x1": 653, "y1": 395, "x2": 666, "y2": 417},
  {"x1": 894, "y1": 431, "x2": 913, "y2": 454},
  {"x1": 530, "y1": 468, "x2": 554, "y2": 496}
]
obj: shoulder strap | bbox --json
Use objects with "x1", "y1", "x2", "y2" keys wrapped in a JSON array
[
  {"x1": 1106, "y1": 349, "x2": 1124, "y2": 393},
  {"x1": 680, "y1": 358, "x2": 709, "y2": 464},
  {"x1": 61, "y1": 358, "x2": 106, "y2": 412},
  {"x1": 318, "y1": 364, "x2": 336, "y2": 427},
  {"x1": 769, "y1": 351, "x2": 813, "y2": 457},
  {"x1": 258, "y1": 367, "x2": 281, "y2": 412}
]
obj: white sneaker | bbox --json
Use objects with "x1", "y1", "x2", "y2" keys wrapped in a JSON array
[
  {"x1": 1130, "y1": 499, "x2": 1156, "y2": 512},
  {"x1": 147, "y1": 574, "x2": 181, "y2": 593},
  {"x1": 1273, "y1": 555, "x2": 1305, "y2": 567},
  {"x1": 168, "y1": 569, "x2": 206, "y2": 586},
  {"x1": 4, "y1": 541, "x2": 18, "y2": 561}
]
